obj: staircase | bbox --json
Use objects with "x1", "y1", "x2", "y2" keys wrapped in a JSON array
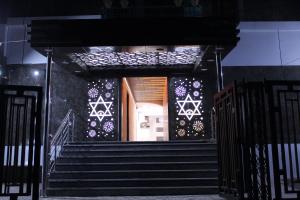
[{"x1": 46, "y1": 141, "x2": 218, "y2": 196}]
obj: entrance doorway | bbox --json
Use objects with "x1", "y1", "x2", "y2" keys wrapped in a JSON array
[{"x1": 121, "y1": 77, "x2": 169, "y2": 142}]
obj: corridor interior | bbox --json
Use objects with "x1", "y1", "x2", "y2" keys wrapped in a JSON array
[{"x1": 121, "y1": 77, "x2": 169, "y2": 142}]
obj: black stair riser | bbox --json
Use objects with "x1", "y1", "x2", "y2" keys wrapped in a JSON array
[
  {"x1": 56, "y1": 155, "x2": 217, "y2": 163},
  {"x1": 62, "y1": 150, "x2": 217, "y2": 156},
  {"x1": 49, "y1": 178, "x2": 218, "y2": 188},
  {"x1": 64, "y1": 144, "x2": 216, "y2": 150},
  {"x1": 47, "y1": 187, "x2": 218, "y2": 196},
  {"x1": 47, "y1": 142, "x2": 218, "y2": 196},
  {"x1": 50, "y1": 170, "x2": 218, "y2": 179},
  {"x1": 55, "y1": 162, "x2": 217, "y2": 171}
]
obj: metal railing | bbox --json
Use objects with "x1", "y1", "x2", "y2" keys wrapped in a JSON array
[
  {"x1": 214, "y1": 80, "x2": 300, "y2": 200},
  {"x1": 0, "y1": 85, "x2": 43, "y2": 200},
  {"x1": 48, "y1": 109, "x2": 75, "y2": 174}
]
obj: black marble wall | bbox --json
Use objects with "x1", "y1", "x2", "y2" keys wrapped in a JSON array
[
  {"x1": 223, "y1": 66, "x2": 300, "y2": 85},
  {"x1": 5, "y1": 65, "x2": 46, "y2": 87},
  {"x1": 50, "y1": 64, "x2": 89, "y2": 141},
  {"x1": 3, "y1": 63, "x2": 89, "y2": 142}
]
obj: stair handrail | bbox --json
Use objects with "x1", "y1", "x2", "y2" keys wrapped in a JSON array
[{"x1": 48, "y1": 109, "x2": 75, "y2": 174}]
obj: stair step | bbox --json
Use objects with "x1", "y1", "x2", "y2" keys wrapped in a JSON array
[
  {"x1": 57, "y1": 155, "x2": 217, "y2": 163},
  {"x1": 62, "y1": 148, "x2": 217, "y2": 156},
  {"x1": 48, "y1": 177, "x2": 218, "y2": 188},
  {"x1": 65, "y1": 143, "x2": 216, "y2": 150},
  {"x1": 47, "y1": 142, "x2": 218, "y2": 196},
  {"x1": 55, "y1": 161, "x2": 217, "y2": 171},
  {"x1": 47, "y1": 186, "x2": 218, "y2": 196},
  {"x1": 50, "y1": 169, "x2": 218, "y2": 179}
]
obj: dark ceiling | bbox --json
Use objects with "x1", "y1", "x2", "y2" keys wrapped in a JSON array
[{"x1": 1, "y1": 0, "x2": 300, "y2": 23}]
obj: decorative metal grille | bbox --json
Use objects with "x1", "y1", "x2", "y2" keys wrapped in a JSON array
[
  {"x1": 69, "y1": 47, "x2": 200, "y2": 68},
  {"x1": 86, "y1": 78, "x2": 120, "y2": 141},
  {"x1": 0, "y1": 85, "x2": 42, "y2": 200},
  {"x1": 169, "y1": 77, "x2": 205, "y2": 140}
]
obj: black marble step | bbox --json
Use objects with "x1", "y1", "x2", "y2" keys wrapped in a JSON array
[
  {"x1": 47, "y1": 142, "x2": 218, "y2": 196},
  {"x1": 62, "y1": 148, "x2": 217, "y2": 156},
  {"x1": 55, "y1": 161, "x2": 218, "y2": 171},
  {"x1": 47, "y1": 186, "x2": 218, "y2": 196},
  {"x1": 56, "y1": 154, "x2": 217, "y2": 163},
  {"x1": 50, "y1": 169, "x2": 218, "y2": 179},
  {"x1": 64, "y1": 142, "x2": 216, "y2": 151},
  {"x1": 48, "y1": 177, "x2": 218, "y2": 188}
]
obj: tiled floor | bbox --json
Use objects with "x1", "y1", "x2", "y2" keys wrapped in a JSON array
[{"x1": 0, "y1": 195, "x2": 225, "y2": 200}]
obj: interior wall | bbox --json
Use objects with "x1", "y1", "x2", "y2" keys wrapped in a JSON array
[
  {"x1": 128, "y1": 95, "x2": 137, "y2": 141},
  {"x1": 136, "y1": 102, "x2": 166, "y2": 141},
  {"x1": 121, "y1": 81, "x2": 128, "y2": 142},
  {"x1": 121, "y1": 78, "x2": 137, "y2": 142},
  {"x1": 162, "y1": 79, "x2": 169, "y2": 141}
]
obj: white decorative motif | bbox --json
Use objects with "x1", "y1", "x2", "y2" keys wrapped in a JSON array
[
  {"x1": 193, "y1": 81, "x2": 201, "y2": 88},
  {"x1": 105, "y1": 92, "x2": 111, "y2": 98},
  {"x1": 89, "y1": 95, "x2": 112, "y2": 122},
  {"x1": 178, "y1": 129, "x2": 186, "y2": 137},
  {"x1": 89, "y1": 130, "x2": 97, "y2": 137},
  {"x1": 90, "y1": 121, "x2": 97, "y2": 127},
  {"x1": 179, "y1": 120, "x2": 186, "y2": 126},
  {"x1": 103, "y1": 121, "x2": 114, "y2": 132},
  {"x1": 88, "y1": 88, "x2": 99, "y2": 98},
  {"x1": 177, "y1": 94, "x2": 202, "y2": 120},
  {"x1": 105, "y1": 82, "x2": 113, "y2": 90},
  {"x1": 193, "y1": 91, "x2": 200, "y2": 97},
  {"x1": 193, "y1": 121, "x2": 204, "y2": 132},
  {"x1": 175, "y1": 86, "x2": 187, "y2": 97}
]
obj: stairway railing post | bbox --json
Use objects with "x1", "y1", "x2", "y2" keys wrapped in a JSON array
[
  {"x1": 215, "y1": 47, "x2": 224, "y2": 92},
  {"x1": 42, "y1": 48, "x2": 53, "y2": 197}
]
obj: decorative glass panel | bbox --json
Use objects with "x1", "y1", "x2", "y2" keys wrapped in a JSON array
[
  {"x1": 169, "y1": 77, "x2": 205, "y2": 140},
  {"x1": 86, "y1": 78, "x2": 120, "y2": 141}
]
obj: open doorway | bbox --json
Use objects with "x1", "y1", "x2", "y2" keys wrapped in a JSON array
[{"x1": 121, "y1": 77, "x2": 169, "y2": 142}]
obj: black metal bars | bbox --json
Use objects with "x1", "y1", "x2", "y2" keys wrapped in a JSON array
[
  {"x1": 215, "y1": 80, "x2": 300, "y2": 200},
  {"x1": 0, "y1": 85, "x2": 42, "y2": 200}
]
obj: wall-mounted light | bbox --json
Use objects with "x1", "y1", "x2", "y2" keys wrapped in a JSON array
[{"x1": 33, "y1": 70, "x2": 40, "y2": 76}]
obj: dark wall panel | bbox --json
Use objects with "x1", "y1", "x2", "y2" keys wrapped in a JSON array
[
  {"x1": 86, "y1": 78, "x2": 120, "y2": 141},
  {"x1": 168, "y1": 76, "x2": 213, "y2": 140},
  {"x1": 50, "y1": 64, "x2": 88, "y2": 141},
  {"x1": 223, "y1": 66, "x2": 300, "y2": 85}
]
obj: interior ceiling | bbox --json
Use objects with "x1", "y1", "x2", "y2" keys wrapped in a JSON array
[
  {"x1": 68, "y1": 45, "x2": 201, "y2": 68},
  {"x1": 127, "y1": 77, "x2": 167, "y2": 103}
]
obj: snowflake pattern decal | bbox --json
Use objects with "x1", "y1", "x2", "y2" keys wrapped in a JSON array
[
  {"x1": 88, "y1": 88, "x2": 99, "y2": 98},
  {"x1": 193, "y1": 81, "x2": 201, "y2": 88},
  {"x1": 193, "y1": 121, "x2": 204, "y2": 132},
  {"x1": 103, "y1": 121, "x2": 114, "y2": 132},
  {"x1": 177, "y1": 129, "x2": 186, "y2": 137},
  {"x1": 105, "y1": 82, "x2": 113, "y2": 90},
  {"x1": 175, "y1": 86, "x2": 187, "y2": 97},
  {"x1": 89, "y1": 130, "x2": 97, "y2": 137}
]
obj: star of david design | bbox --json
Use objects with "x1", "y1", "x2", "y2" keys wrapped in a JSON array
[
  {"x1": 89, "y1": 95, "x2": 112, "y2": 122},
  {"x1": 177, "y1": 94, "x2": 201, "y2": 120}
]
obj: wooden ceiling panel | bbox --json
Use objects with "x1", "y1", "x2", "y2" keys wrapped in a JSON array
[{"x1": 126, "y1": 77, "x2": 167, "y2": 103}]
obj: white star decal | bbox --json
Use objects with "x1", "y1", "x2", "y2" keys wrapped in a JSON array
[
  {"x1": 177, "y1": 94, "x2": 202, "y2": 120},
  {"x1": 89, "y1": 95, "x2": 112, "y2": 122}
]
